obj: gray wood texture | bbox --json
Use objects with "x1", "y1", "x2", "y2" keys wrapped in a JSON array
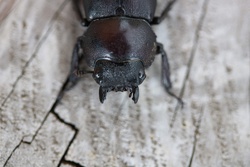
[{"x1": 0, "y1": 0, "x2": 249, "y2": 166}]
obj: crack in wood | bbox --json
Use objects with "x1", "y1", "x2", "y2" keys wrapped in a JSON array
[
  {"x1": 62, "y1": 160, "x2": 84, "y2": 167},
  {"x1": 2, "y1": 75, "x2": 82, "y2": 166},
  {"x1": 47, "y1": 76, "x2": 81, "y2": 167},
  {"x1": 248, "y1": 37, "x2": 250, "y2": 115},
  {"x1": 170, "y1": 0, "x2": 210, "y2": 129},
  {"x1": 187, "y1": 107, "x2": 204, "y2": 167},
  {"x1": 33, "y1": 74, "x2": 83, "y2": 166},
  {"x1": 0, "y1": 0, "x2": 69, "y2": 110},
  {"x1": 179, "y1": 0, "x2": 210, "y2": 98},
  {"x1": 1, "y1": 79, "x2": 83, "y2": 166},
  {"x1": 51, "y1": 110, "x2": 80, "y2": 167},
  {"x1": 1, "y1": 1, "x2": 84, "y2": 166},
  {"x1": 61, "y1": 159, "x2": 85, "y2": 167},
  {"x1": 3, "y1": 136, "x2": 24, "y2": 167}
]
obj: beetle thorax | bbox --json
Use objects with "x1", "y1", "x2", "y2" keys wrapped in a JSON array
[{"x1": 82, "y1": 17, "x2": 157, "y2": 68}]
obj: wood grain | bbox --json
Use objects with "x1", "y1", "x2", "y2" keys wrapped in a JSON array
[{"x1": 0, "y1": 0, "x2": 249, "y2": 166}]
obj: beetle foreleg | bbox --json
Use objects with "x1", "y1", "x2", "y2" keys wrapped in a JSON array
[
  {"x1": 73, "y1": 0, "x2": 89, "y2": 26},
  {"x1": 66, "y1": 37, "x2": 85, "y2": 90},
  {"x1": 151, "y1": 0, "x2": 176, "y2": 25},
  {"x1": 157, "y1": 43, "x2": 183, "y2": 106}
]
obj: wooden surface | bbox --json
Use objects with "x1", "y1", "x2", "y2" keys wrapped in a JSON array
[{"x1": 0, "y1": 0, "x2": 249, "y2": 166}]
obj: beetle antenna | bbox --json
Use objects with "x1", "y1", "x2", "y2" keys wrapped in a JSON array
[{"x1": 73, "y1": 69, "x2": 93, "y2": 77}]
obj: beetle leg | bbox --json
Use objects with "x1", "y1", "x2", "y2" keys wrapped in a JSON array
[
  {"x1": 151, "y1": 0, "x2": 176, "y2": 25},
  {"x1": 55, "y1": 37, "x2": 84, "y2": 102},
  {"x1": 56, "y1": 37, "x2": 92, "y2": 103},
  {"x1": 157, "y1": 42, "x2": 183, "y2": 106},
  {"x1": 73, "y1": 0, "x2": 89, "y2": 26},
  {"x1": 66, "y1": 37, "x2": 85, "y2": 90}
]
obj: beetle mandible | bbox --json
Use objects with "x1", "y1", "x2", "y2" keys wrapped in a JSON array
[{"x1": 68, "y1": 0, "x2": 183, "y2": 104}]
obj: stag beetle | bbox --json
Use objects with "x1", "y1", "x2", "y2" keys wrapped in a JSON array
[{"x1": 68, "y1": 0, "x2": 183, "y2": 104}]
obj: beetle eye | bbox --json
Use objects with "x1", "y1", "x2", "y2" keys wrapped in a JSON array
[
  {"x1": 138, "y1": 70, "x2": 145, "y2": 79},
  {"x1": 95, "y1": 73, "x2": 100, "y2": 78}
]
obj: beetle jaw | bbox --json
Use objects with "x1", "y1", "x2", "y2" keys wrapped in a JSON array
[
  {"x1": 93, "y1": 60, "x2": 146, "y2": 103},
  {"x1": 99, "y1": 85, "x2": 139, "y2": 103}
]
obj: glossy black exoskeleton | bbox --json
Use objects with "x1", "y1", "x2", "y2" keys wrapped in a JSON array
[{"x1": 69, "y1": 0, "x2": 183, "y2": 104}]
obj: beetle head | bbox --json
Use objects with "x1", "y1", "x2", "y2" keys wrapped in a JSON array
[{"x1": 93, "y1": 60, "x2": 146, "y2": 103}]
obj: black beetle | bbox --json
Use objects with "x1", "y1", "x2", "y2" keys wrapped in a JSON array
[{"x1": 68, "y1": 0, "x2": 183, "y2": 104}]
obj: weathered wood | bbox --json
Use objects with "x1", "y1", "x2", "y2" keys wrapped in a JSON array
[
  {"x1": 0, "y1": 0, "x2": 17, "y2": 24},
  {"x1": 183, "y1": 0, "x2": 250, "y2": 166},
  {"x1": 0, "y1": 0, "x2": 66, "y2": 105},
  {"x1": 0, "y1": 0, "x2": 249, "y2": 166},
  {"x1": 4, "y1": 114, "x2": 74, "y2": 167},
  {"x1": 0, "y1": 0, "x2": 80, "y2": 166},
  {"x1": 55, "y1": 0, "x2": 207, "y2": 166}
]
